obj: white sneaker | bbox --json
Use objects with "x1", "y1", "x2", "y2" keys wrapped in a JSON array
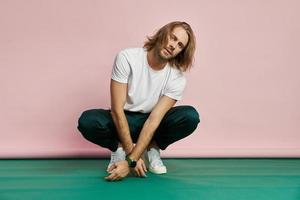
[
  {"x1": 106, "y1": 147, "x2": 126, "y2": 172},
  {"x1": 147, "y1": 147, "x2": 167, "y2": 174}
]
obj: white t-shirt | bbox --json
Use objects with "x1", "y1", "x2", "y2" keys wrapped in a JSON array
[{"x1": 111, "y1": 47, "x2": 186, "y2": 113}]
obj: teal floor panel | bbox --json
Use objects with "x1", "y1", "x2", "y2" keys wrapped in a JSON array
[{"x1": 0, "y1": 158, "x2": 299, "y2": 200}]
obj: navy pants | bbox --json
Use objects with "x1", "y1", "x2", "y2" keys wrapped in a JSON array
[{"x1": 77, "y1": 105, "x2": 200, "y2": 152}]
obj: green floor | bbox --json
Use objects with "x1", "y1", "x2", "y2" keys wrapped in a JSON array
[{"x1": 0, "y1": 158, "x2": 300, "y2": 200}]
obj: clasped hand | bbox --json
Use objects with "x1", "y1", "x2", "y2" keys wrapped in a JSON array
[{"x1": 105, "y1": 158, "x2": 147, "y2": 181}]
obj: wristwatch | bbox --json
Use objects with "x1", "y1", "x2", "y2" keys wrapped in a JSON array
[{"x1": 125, "y1": 155, "x2": 137, "y2": 168}]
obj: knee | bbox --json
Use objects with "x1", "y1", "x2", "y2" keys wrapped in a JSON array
[
  {"x1": 77, "y1": 110, "x2": 97, "y2": 133},
  {"x1": 182, "y1": 106, "x2": 200, "y2": 130}
]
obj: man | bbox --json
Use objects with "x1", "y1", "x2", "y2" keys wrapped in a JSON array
[{"x1": 77, "y1": 21, "x2": 200, "y2": 181}]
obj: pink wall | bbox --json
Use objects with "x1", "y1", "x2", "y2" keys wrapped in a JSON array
[{"x1": 1, "y1": 0, "x2": 299, "y2": 158}]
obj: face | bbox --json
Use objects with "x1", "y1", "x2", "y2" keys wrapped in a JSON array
[{"x1": 157, "y1": 26, "x2": 189, "y2": 61}]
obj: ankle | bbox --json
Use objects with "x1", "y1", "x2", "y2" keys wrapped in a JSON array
[
  {"x1": 147, "y1": 142, "x2": 159, "y2": 151},
  {"x1": 118, "y1": 143, "x2": 123, "y2": 148}
]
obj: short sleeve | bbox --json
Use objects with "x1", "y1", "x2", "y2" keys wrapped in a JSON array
[
  {"x1": 163, "y1": 73, "x2": 187, "y2": 101},
  {"x1": 111, "y1": 52, "x2": 131, "y2": 83}
]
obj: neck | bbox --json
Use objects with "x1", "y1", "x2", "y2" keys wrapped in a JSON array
[{"x1": 147, "y1": 48, "x2": 167, "y2": 70}]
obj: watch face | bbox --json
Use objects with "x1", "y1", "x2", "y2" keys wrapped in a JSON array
[
  {"x1": 130, "y1": 160, "x2": 137, "y2": 168},
  {"x1": 126, "y1": 155, "x2": 137, "y2": 168}
]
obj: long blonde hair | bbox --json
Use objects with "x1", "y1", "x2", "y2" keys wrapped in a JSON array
[{"x1": 143, "y1": 21, "x2": 196, "y2": 72}]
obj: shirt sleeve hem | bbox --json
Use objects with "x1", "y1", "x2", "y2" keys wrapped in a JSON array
[
  {"x1": 111, "y1": 76, "x2": 128, "y2": 84},
  {"x1": 163, "y1": 93, "x2": 182, "y2": 101}
]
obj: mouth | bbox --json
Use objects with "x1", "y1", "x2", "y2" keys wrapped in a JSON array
[{"x1": 164, "y1": 48, "x2": 172, "y2": 55}]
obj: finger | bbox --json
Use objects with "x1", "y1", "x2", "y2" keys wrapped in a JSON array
[
  {"x1": 105, "y1": 175, "x2": 113, "y2": 181},
  {"x1": 107, "y1": 168, "x2": 116, "y2": 175},
  {"x1": 135, "y1": 168, "x2": 141, "y2": 177},
  {"x1": 137, "y1": 166, "x2": 146, "y2": 177},
  {"x1": 138, "y1": 167, "x2": 147, "y2": 178},
  {"x1": 105, "y1": 174, "x2": 114, "y2": 181},
  {"x1": 142, "y1": 162, "x2": 147, "y2": 172},
  {"x1": 105, "y1": 172, "x2": 117, "y2": 181},
  {"x1": 107, "y1": 164, "x2": 116, "y2": 172},
  {"x1": 110, "y1": 174, "x2": 120, "y2": 181},
  {"x1": 140, "y1": 163, "x2": 147, "y2": 177},
  {"x1": 111, "y1": 175, "x2": 119, "y2": 181}
]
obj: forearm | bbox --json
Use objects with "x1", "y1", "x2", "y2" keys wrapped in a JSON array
[
  {"x1": 110, "y1": 110, "x2": 134, "y2": 154},
  {"x1": 129, "y1": 117, "x2": 161, "y2": 160}
]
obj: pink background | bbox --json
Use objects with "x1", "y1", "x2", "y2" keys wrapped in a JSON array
[{"x1": 1, "y1": 0, "x2": 299, "y2": 158}]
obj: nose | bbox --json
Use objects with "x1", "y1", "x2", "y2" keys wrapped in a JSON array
[
  {"x1": 169, "y1": 42, "x2": 178, "y2": 51},
  {"x1": 169, "y1": 44, "x2": 175, "y2": 51}
]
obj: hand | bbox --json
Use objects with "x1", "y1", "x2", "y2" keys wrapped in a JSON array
[
  {"x1": 105, "y1": 160, "x2": 130, "y2": 181},
  {"x1": 132, "y1": 158, "x2": 147, "y2": 178}
]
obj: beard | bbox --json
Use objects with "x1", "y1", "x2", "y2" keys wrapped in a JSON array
[{"x1": 155, "y1": 45, "x2": 173, "y2": 62}]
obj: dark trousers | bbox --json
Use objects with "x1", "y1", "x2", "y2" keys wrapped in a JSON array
[{"x1": 77, "y1": 105, "x2": 200, "y2": 152}]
